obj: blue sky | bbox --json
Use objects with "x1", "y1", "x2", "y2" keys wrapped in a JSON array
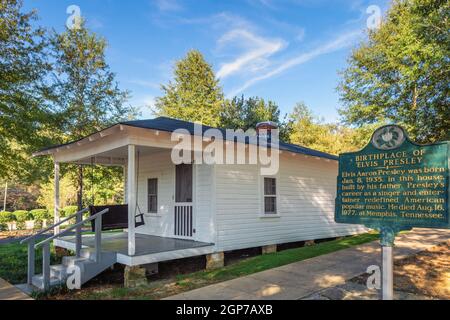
[{"x1": 24, "y1": 0, "x2": 389, "y2": 122}]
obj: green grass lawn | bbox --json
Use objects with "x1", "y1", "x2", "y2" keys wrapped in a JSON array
[
  {"x1": 0, "y1": 241, "x2": 60, "y2": 284},
  {"x1": 53, "y1": 232, "x2": 380, "y2": 300}
]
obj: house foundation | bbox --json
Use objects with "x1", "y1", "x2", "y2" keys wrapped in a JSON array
[
  {"x1": 124, "y1": 266, "x2": 147, "y2": 288},
  {"x1": 206, "y1": 252, "x2": 224, "y2": 270},
  {"x1": 262, "y1": 244, "x2": 277, "y2": 254},
  {"x1": 305, "y1": 240, "x2": 315, "y2": 247}
]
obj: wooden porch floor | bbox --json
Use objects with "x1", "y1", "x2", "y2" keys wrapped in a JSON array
[{"x1": 56, "y1": 232, "x2": 213, "y2": 256}]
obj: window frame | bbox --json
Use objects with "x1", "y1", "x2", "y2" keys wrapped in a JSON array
[
  {"x1": 260, "y1": 175, "x2": 280, "y2": 218},
  {"x1": 147, "y1": 178, "x2": 158, "y2": 214}
]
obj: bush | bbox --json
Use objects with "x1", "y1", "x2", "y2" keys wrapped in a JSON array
[
  {"x1": 0, "y1": 211, "x2": 15, "y2": 224},
  {"x1": 13, "y1": 210, "x2": 32, "y2": 223},
  {"x1": 13, "y1": 210, "x2": 32, "y2": 230},
  {"x1": 61, "y1": 206, "x2": 78, "y2": 218},
  {"x1": 30, "y1": 209, "x2": 50, "y2": 222},
  {"x1": 0, "y1": 211, "x2": 15, "y2": 230}
]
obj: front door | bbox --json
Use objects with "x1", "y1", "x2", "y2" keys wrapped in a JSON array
[{"x1": 174, "y1": 164, "x2": 194, "y2": 238}]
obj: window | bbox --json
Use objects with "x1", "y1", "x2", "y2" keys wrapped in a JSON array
[
  {"x1": 147, "y1": 178, "x2": 158, "y2": 213},
  {"x1": 264, "y1": 177, "x2": 277, "y2": 214}
]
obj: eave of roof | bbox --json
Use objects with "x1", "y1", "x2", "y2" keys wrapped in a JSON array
[{"x1": 33, "y1": 117, "x2": 338, "y2": 161}]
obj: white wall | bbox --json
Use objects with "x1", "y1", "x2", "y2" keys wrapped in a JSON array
[
  {"x1": 134, "y1": 150, "x2": 174, "y2": 238},
  {"x1": 133, "y1": 149, "x2": 215, "y2": 243},
  {"x1": 214, "y1": 153, "x2": 366, "y2": 251}
]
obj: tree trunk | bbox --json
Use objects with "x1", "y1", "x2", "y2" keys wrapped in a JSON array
[{"x1": 77, "y1": 165, "x2": 83, "y2": 211}]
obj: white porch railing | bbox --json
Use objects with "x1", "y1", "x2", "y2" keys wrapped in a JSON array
[
  {"x1": 174, "y1": 204, "x2": 193, "y2": 237},
  {"x1": 20, "y1": 207, "x2": 109, "y2": 291}
]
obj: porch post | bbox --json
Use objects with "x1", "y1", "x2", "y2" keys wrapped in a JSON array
[
  {"x1": 123, "y1": 164, "x2": 128, "y2": 202},
  {"x1": 54, "y1": 162, "x2": 60, "y2": 235},
  {"x1": 127, "y1": 145, "x2": 136, "y2": 256}
]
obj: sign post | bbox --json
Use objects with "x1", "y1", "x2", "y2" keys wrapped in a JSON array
[{"x1": 335, "y1": 125, "x2": 449, "y2": 300}]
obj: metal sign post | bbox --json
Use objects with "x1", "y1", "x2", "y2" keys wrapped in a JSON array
[
  {"x1": 380, "y1": 227, "x2": 397, "y2": 300},
  {"x1": 382, "y1": 245, "x2": 393, "y2": 300}
]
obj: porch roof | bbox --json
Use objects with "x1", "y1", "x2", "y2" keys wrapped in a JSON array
[{"x1": 33, "y1": 116, "x2": 338, "y2": 161}]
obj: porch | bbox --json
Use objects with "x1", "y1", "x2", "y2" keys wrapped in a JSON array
[{"x1": 54, "y1": 232, "x2": 215, "y2": 266}]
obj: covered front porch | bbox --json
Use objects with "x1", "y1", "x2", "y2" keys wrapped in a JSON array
[{"x1": 54, "y1": 232, "x2": 215, "y2": 266}]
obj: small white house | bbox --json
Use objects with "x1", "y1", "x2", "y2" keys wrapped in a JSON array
[{"x1": 29, "y1": 117, "x2": 365, "y2": 289}]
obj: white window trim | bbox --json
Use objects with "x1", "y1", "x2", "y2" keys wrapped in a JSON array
[
  {"x1": 258, "y1": 173, "x2": 280, "y2": 218},
  {"x1": 146, "y1": 176, "x2": 160, "y2": 216}
]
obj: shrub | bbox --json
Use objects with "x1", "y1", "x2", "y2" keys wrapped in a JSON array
[
  {"x1": 61, "y1": 206, "x2": 78, "y2": 218},
  {"x1": 13, "y1": 210, "x2": 32, "y2": 222},
  {"x1": 0, "y1": 211, "x2": 15, "y2": 224},
  {"x1": 0, "y1": 211, "x2": 15, "y2": 230},
  {"x1": 30, "y1": 209, "x2": 50, "y2": 222},
  {"x1": 13, "y1": 210, "x2": 32, "y2": 230},
  {"x1": 30, "y1": 209, "x2": 50, "y2": 228}
]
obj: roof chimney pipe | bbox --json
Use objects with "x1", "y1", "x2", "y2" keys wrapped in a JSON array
[{"x1": 256, "y1": 121, "x2": 278, "y2": 135}]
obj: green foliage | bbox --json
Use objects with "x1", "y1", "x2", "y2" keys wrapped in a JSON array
[
  {"x1": 29, "y1": 209, "x2": 49, "y2": 221},
  {"x1": 82, "y1": 166, "x2": 124, "y2": 207},
  {"x1": 155, "y1": 50, "x2": 224, "y2": 127},
  {"x1": 288, "y1": 102, "x2": 379, "y2": 155},
  {"x1": 13, "y1": 210, "x2": 31, "y2": 229},
  {"x1": 1, "y1": 3, "x2": 134, "y2": 196},
  {"x1": 0, "y1": 211, "x2": 15, "y2": 223},
  {"x1": 49, "y1": 20, "x2": 137, "y2": 140},
  {"x1": 338, "y1": 0, "x2": 450, "y2": 143},
  {"x1": 61, "y1": 206, "x2": 78, "y2": 218},
  {"x1": 220, "y1": 96, "x2": 293, "y2": 142},
  {"x1": 0, "y1": 0, "x2": 55, "y2": 183},
  {"x1": 37, "y1": 175, "x2": 77, "y2": 214}
]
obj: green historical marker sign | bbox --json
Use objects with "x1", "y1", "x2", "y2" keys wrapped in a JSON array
[{"x1": 335, "y1": 125, "x2": 449, "y2": 244}]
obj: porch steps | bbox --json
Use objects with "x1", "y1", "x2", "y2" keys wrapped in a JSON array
[{"x1": 31, "y1": 249, "x2": 117, "y2": 290}]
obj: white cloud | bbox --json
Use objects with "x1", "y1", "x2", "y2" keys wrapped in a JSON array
[
  {"x1": 229, "y1": 30, "x2": 362, "y2": 96},
  {"x1": 216, "y1": 30, "x2": 285, "y2": 79}
]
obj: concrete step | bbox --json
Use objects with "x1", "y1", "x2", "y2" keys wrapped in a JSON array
[
  {"x1": 31, "y1": 274, "x2": 62, "y2": 290},
  {"x1": 50, "y1": 264, "x2": 67, "y2": 281},
  {"x1": 62, "y1": 255, "x2": 89, "y2": 267},
  {"x1": 33, "y1": 250, "x2": 117, "y2": 290}
]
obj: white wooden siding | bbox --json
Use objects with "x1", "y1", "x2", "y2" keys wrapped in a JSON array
[
  {"x1": 134, "y1": 150, "x2": 175, "y2": 238},
  {"x1": 214, "y1": 154, "x2": 366, "y2": 251},
  {"x1": 194, "y1": 163, "x2": 214, "y2": 243},
  {"x1": 133, "y1": 150, "x2": 214, "y2": 243}
]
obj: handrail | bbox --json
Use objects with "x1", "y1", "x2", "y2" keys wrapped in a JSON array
[
  {"x1": 34, "y1": 208, "x2": 109, "y2": 249},
  {"x1": 20, "y1": 208, "x2": 89, "y2": 244}
]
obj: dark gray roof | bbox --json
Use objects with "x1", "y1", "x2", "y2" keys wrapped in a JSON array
[{"x1": 36, "y1": 116, "x2": 338, "y2": 161}]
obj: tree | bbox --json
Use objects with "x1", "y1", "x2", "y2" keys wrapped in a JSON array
[
  {"x1": 288, "y1": 102, "x2": 376, "y2": 155},
  {"x1": 154, "y1": 50, "x2": 224, "y2": 126},
  {"x1": 220, "y1": 96, "x2": 292, "y2": 142},
  {"x1": 338, "y1": 0, "x2": 449, "y2": 143},
  {"x1": 0, "y1": 0, "x2": 54, "y2": 183},
  {"x1": 49, "y1": 21, "x2": 137, "y2": 208}
]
